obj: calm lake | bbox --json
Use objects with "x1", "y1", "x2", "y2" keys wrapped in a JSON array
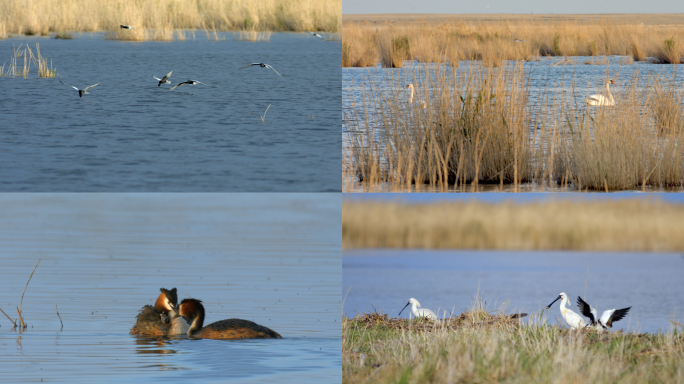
[
  {"x1": 343, "y1": 250, "x2": 684, "y2": 333},
  {"x1": 0, "y1": 194, "x2": 341, "y2": 383},
  {"x1": 0, "y1": 33, "x2": 341, "y2": 192}
]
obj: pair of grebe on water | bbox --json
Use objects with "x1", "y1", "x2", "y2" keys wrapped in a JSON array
[{"x1": 130, "y1": 288, "x2": 282, "y2": 339}]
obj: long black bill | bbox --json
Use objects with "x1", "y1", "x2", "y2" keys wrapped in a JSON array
[
  {"x1": 546, "y1": 295, "x2": 562, "y2": 309},
  {"x1": 398, "y1": 302, "x2": 411, "y2": 317}
]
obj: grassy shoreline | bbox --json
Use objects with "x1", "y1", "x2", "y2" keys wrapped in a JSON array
[
  {"x1": 343, "y1": 15, "x2": 684, "y2": 66},
  {"x1": 343, "y1": 311, "x2": 684, "y2": 383},
  {"x1": 343, "y1": 199, "x2": 684, "y2": 251},
  {"x1": 0, "y1": 0, "x2": 341, "y2": 40}
]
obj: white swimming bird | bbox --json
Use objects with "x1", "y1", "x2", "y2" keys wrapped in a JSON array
[
  {"x1": 60, "y1": 81, "x2": 99, "y2": 98},
  {"x1": 169, "y1": 80, "x2": 205, "y2": 91},
  {"x1": 585, "y1": 79, "x2": 615, "y2": 106},
  {"x1": 153, "y1": 71, "x2": 173, "y2": 87},
  {"x1": 577, "y1": 296, "x2": 631, "y2": 331},
  {"x1": 546, "y1": 292, "x2": 587, "y2": 330},
  {"x1": 398, "y1": 298, "x2": 438, "y2": 321},
  {"x1": 308, "y1": 31, "x2": 324, "y2": 39},
  {"x1": 507, "y1": 27, "x2": 525, "y2": 43},
  {"x1": 405, "y1": 84, "x2": 427, "y2": 108},
  {"x1": 120, "y1": 25, "x2": 133, "y2": 29},
  {"x1": 239, "y1": 63, "x2": 282, "y2": 78}
]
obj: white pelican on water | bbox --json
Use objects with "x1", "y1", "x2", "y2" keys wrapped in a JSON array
[
  {"x1": 239, "y1": 63, "x2": 282, "y2": 77},
  {"x1": 120, "y1": 25, "x2": 133, "y2": 29},
  {"x1": 169, "y1": 80, "x2": 205, "y2": 91},
  {"x1": 577, "y1": 296, "x2": 631, "y2": 331},
  {"x1": 308, "y1": 32, "x2": 324, "y2": 39},
  {"x1": 585, "y1": 79, "x2": 615, "y2": 106},
  {"x1": 59, "y1": 81, "x2": 99, "y2": 98},
  {"x1": 405, "y1": 84, "x2": 426, "y2": 109},
  {"x1": 546, "y1": 292, "x2": 587, "y2": 330},
  {"x1": 398, "y1": 298, "x2": 438, "y2": 321},
  {"x1": 153, "y1": 71, "x2": 173, "y2": 87}
]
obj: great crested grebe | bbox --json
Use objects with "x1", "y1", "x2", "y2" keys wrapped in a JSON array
[
  {"x1": 175, "y1": 298, "x2": 282, "y2": 339},
  {"x1": 130, "y1": 288, "x2": 189, "y2": 336}
]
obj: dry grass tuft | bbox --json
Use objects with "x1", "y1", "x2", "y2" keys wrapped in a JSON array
[
  {"x1": 343, "y1": 199, "x2": 684, "y2": 251},
  {"x1": 1, "y1": 44, "x2": 58, "y2": 78}
]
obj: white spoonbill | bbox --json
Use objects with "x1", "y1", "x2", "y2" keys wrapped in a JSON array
[
  {"x1": 576, "y1": 296, "x2": 631, "y2": 331},
  {"x1": 405, "y1": 84, "x2": 426, "y2": 109},
  {"x1": 546, "y1": 292, "x2": 587, "y2": 330},
  {"x1": 153, "y1": 71, "x2": 173, "y2": 87},
  {"x1": 398, "y1": 298, "x2": 437, "y2": 321},
  {"x1": 169, "y1": 80, "x2": 205, "y2": 91},
  {"x1": 585, "y1": 79, "x2": 615, "y2": 106},
  {"x1": 239, "y1": 63, "x2": 282, "y2": 78},
  {"x1": 60, "y1": 81, "x2": 99, "y2": 98}
]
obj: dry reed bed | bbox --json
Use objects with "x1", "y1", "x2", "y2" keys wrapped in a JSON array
[
  {"x1": 343, "y1": 310, "x2": 684, "y2": 383},
  {"x1": 343, "y1": 20, "x2": 684, "y2": 67},
  {"x1": 343, "y1": 199, "x2": 684, "y2": 251},
  {"x1": 344, "y1": 63, "x2": 684, "y2": 191},
  {"x1": 0, "y1": 0, "x2": 341, "y2": 41},
  {"x1": 1, "y1": 44, "x2": 58, "y2": 77}
]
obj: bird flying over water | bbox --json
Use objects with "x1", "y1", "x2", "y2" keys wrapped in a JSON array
[
  {"x1": 153, "y1": 71, "x2": 173, "y2": 87},
  {"x1": 120, "y1": 25, "x2": 132, "y2": 29},
  {"x1": 238, "y1": 63, "x2": 282, "y2": 77},
  {"x1": 169, "y1": 80, "x2": 205, "y2": 91},
  {"x1": 308, "y1": 31, "x2": 324, "y2": 39},
  {"x1": 60, "y1": 81, "x2": 99, "y2": 98},
  {"x1": 507, "y1": 27, "x2": 524, "y2": 43}
]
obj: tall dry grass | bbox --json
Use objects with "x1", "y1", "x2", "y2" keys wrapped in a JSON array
[
  {"x1": 1, "y1": 44, "x2": 58, "y2": 78},
  {"x1": 344, "y1": 302, "x2": 684, "y2": 383},
  {"x1": 344, "y1": 62, "x2": 684, "y2": 191},
  {"x1": 343, "y1": 20, "x2": 684, "y2": 67},
  {"x1": 0, "y1": 0, "x2": 341, "y2": 40},
  {"x1": 343, "y1": 199, "x2": 684, "y2": 251}
]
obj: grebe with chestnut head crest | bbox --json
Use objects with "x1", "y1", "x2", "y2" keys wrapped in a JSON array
[
  {"x1": 175, "y1": 298, "x2": 282, "y2": 339},
  {"x1": 130, "y1": 288, "x2": 189, "y2": 336}
]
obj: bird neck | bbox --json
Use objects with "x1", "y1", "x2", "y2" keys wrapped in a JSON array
[{"x1": 187, "y1": 304, "x2": 205, "y2": 335}]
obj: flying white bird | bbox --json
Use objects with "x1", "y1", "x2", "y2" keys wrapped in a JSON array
[
  {"x1": 308, "y1": 31, "x2": 324, "y2": 39},
  {"x1": 398, "y1": 298, "x2": 438, "y2": 321},
  {"x1": 60, "y1": 81, "x2": 99, "y2": 98},
  {"x1": 577, "y1": 296, "x2": 631, "y2": 331},
  {"x1": 120, "y1": 25, "x2": 133, "y2": 29},
  {"x1": 239, "y1": 63, "x2": 282, "y2": 77},
  {"x1": 169, "y1": 80, "x2": 205, "y2": 91},
  {"x1": 507, "y1": 27, "x2": 525, "y2": 43},
  {"x1": 546, "y1": 292, "x2": 587, "y2": 330},
  {"x1": 585, "y1": 79, "x2": 615, "y2": 106},
  {"x1": 153, "y1": 71, "x2": 173, "y2": 87}
]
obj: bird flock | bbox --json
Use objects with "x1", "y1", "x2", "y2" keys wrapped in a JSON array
[
  {"x1": 395, "y1": 291, "x2": 631, "y2": 332},
  {"x1": 58, "y1": 28, "x2": 327, "y2": 98}
]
